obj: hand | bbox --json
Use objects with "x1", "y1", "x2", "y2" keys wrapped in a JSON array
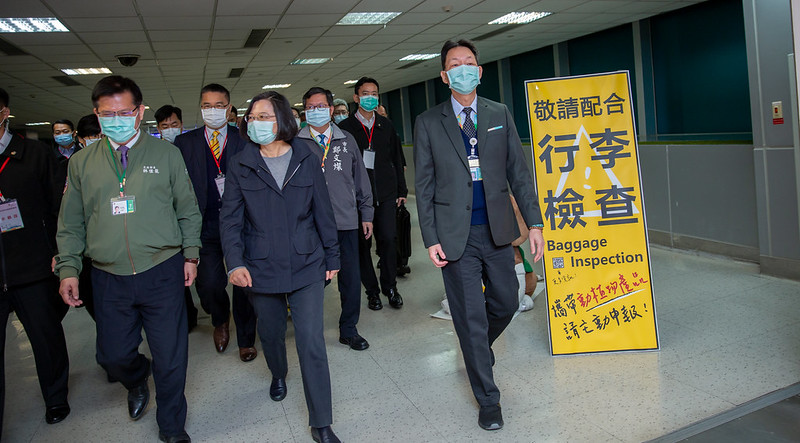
[
  {"x1": 362, "y1": 221, "x2": 373, "y2": 240},
  {"x1": 230, "y1": 267, "x2": 253, "y2": 287},
  {"x1": 184, "y1": 262, "x2": 197, "y2": 286},
  {"x1": 51, "y1": 257, "x2": 56, "y2": 273},
  {"x1": 326, "y1": 270, "x2": 339, "y2": 280},
  {"x1": 427, "y1": 244, "x2": 448, "y2": 268},
  {"x1": 396, "y1": 197, "x2": 407, "y2": 207},
  {"x1": 59, "y1": 277, "x2": 82, "y2": 307},
  {"x1": 529, "y1": 229, "x2": 544, "y2": 263}
]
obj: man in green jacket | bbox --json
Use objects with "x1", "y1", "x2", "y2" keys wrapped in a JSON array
[{"x1": 55, "y1": 75, "x2": 201, "y2": 443}]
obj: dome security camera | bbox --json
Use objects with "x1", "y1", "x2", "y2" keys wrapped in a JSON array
[{"x1": 116, "y1": 54, "x2": 140, "y2": 67}]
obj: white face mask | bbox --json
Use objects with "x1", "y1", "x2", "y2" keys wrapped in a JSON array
[
  {"x1": 161, "y1": 127, "x2": 181, "y2": 143},
  {"x1": 202, "y1": 108, "x2": 228, "y2": 129}
]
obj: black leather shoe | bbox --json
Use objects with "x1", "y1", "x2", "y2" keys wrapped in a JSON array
[
  {"x1": 270, "y1": 377, "x2": 287, "y2": 401},
  {"x1": 396, "y1": 265, "x2": 411, "y2": 277},
  {"x1": 339, "y1": 334, "x2": 369, "y2": 350},
  {"x1": 367, "y1": 295, "x2": 383, "y2": 310},
  {"x1": 127, "y1": 381, "x2": 150, "y2": 420},
  {"x1": 159, "y1": 431, "x2": 191, "y2": 443},
  {"x1": 45, "y1": 404, "x2": 70, "y2": 424},
  {"x1": 385, "y1": 288, "x2": 403, "y2": 308},
  {"x1": 478, "y1": 403, "x2": 503, "y2": 430},
  {"x1": 311, "y1": 426, "x2": 341, "y2": 443}
]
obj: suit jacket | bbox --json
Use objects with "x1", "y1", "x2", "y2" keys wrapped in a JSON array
[
  {"x1": 413, "y1": 96, "x2": 543, "y2": 261},
  {"x1": 174, "y1": 126, "x2": 248, "y2": 216}
]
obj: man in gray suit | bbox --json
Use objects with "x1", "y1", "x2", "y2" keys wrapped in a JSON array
[{"x1": 413, "y1": 39, "x2": 545, "y2": 431}]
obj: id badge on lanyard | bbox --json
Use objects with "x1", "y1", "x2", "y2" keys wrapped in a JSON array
[
  {"x1": 107, "y1": 140, "x2": 136, "y2": 215},
  {"x1": 468, "y1": 138, "x2": 482, "y2": 181},
  {"x1": 215, "y1": 174, "x2": 226, "y2": 197},
  {"x1": 0, "y1": 199, "x2": 24, "y2": 232}
]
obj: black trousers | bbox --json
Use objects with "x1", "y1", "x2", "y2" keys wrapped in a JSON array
[
  {"x1": 359, "y1": 201, "x2": 397, "y2": 296},
  {"x1": 250, "y1": 281, "x2": 332, "y2": 428},
  {"x1": 337, "y1": 229, "x2": 361, "y2": 337},
  {"x1": 441, "y1": 224, "x2": 518, "y2": 406},
  {"x1": 92, "y1": 253, "x2": 188, "y2": 436},
  {"x1": 196, "y1": 239, "x2": 256, "y2": 347},
  {"x1": 0, "y1": 276, "x2": 69, "y2": 434}
]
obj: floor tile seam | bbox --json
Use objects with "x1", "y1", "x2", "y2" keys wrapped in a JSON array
[{"x1": 659, "y1": 372, "x2": 750, "y2": 407}]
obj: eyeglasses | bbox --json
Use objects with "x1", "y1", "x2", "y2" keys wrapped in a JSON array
[
  {"x1": 97, "y1": 108, "x2": 139, "y2": 118},
  {"x1": 305, "y1": 105, "x2": 329, "y2": 111},
  {"x1": 244, "y1": 113, "x2": 276, "y2": 122},
  {"x1": 201, "y1": 104, "x2": 230, "y2": 110}
]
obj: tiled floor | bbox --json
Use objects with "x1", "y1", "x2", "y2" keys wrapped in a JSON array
[{"x1": 4, "y1": 197, "x2": 800, "y2": 442}]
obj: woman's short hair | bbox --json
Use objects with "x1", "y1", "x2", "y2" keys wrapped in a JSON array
[{"x1": 240, "y1": 91, "x2": 298, "y2": 143}]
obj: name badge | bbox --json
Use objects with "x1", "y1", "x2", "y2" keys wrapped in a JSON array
[
  {"x1": 470, "y1": 163, "x2": 482, "y2": 181},
  {"x1": 363, "y1": 150, "x2": 376, "y2": 170},
  {"x1": 215, "y1": 174, "x2": 226, "y2": 197},
  {"x1": 0, "y1": 199, "x2": 24, "y2": 233},
  {"x1": 111, "y1": 195, "x2": 136, "y2": 215}
]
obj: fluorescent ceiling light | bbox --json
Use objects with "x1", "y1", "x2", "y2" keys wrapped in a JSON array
[
  {"x1": 144, "y1": 105, "x2": 150, "y2": 109},
  {"x1": 399, "y1": 53, "x2": 438, "y2": 61},
  {"x1": 60, "y1": 67, "x2": 112, "y2": 75},
  {"x1": 337, "y1": 12, "x2": 401, "y2": 25},
  {"x1": 293, "y1": 103, "x2": 303, "y2": 107},
  {"x1": 488, "y1": 11, "x2": 552, "y2": 25},
  {"x1": 343, "y1": 80, "x2": 358, "y2": 85},
  {"x1": 8, "y1": 115, "x2": 14, "y2": 118},
  {"x1": 262, "y1": 84, "x2": 291, "y2": 89},
  {"x1": 145, "y1": 120, "x2": 156, "y2": 124},
  {"x1": 290, "y1": 58, "x2": 331, "y2": 65},
  {"x1": 246, "y1": 99, "x2": 252, "y2": 103},
  {"x1": 0, "y1": 17, "x2": 68, "y2": 33},
  {"x1": 25, "y1": 121, "x2": 51, "y2": 126}
]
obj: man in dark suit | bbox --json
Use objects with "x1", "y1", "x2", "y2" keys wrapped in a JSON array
[
  {"x1": 174, "y1": 84, "x2": 257, "y2": 362},
  {"x1": 339, "y1": 77, "x2": 408, "y2": 311},
  {"x1": 413, "y1": 40, "x2": 545, "y2": 431}
]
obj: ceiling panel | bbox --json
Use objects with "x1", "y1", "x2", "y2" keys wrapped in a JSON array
[
  {"x1": 136, "y1": 0, "x2": 216, "y2": 16},
  {"x1": 213, "y1": 15, "x2": 282, "y2": 30},
  {"x1": 63, "y1": 17, "x2": 142, "y2": 32}
]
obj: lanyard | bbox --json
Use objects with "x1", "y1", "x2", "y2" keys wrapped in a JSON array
[
  {"x1": 0, "y1": 157, "x2": 10, "y2": 201},
  {"x1": 205, "y1": 130, "x2": 228, "y2": 175},
  {"x1": 359, "y1": 121, "x2": 375, "y2": 151},
  {"x1": 315, "y1": 133, "x2": 332, "y2": 167},
  {"x1": 106, "y1": 139, "x2": 127, "y2": 197}
]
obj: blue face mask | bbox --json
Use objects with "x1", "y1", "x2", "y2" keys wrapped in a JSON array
[
  {"x1": 333, "y1": 114, "x2": 347, "y2": 124},
  {"x1": 358, "y1": 95, "x2": 379, "y2": 112},
  {"x1": 446, "y1": 64, "x2": 481, "y2": 95},
  {"x1": 54, "y1": 133, "x2": 74, "y2": 146},
  {"x1": 305, "y1": 108, "x2": 331, "y2": 128},
  {"x1": 98, "y1": 116, "x2": 138, "y2": 143},
  {"x1": 247, "y1": 120, "x2": 277, "y2": 145}
]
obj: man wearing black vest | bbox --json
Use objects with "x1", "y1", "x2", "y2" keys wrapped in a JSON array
[
  {"x1": 174, "y1": 84, "x2": 257, "y2": 362},
  {"x1": 339, "y1": 77, "x2": 407, "y2": 311}
]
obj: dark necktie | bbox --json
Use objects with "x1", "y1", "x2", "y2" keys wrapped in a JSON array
[
  {"x1": 462, "y1": 107, "x2": 476, "y2": 141},
  {"x1": 318, "y1": 134, "x2": 326, "y2": 147},
  {"x1": 119, "y1": 145, "x2": 129, "y2": 170}
]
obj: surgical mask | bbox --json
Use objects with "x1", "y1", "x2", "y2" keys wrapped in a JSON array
[
  {"x1": 247, "y1": 120, "x2": 277, "y2": 145},
  {"x1": 84, "y1": 137, "x2": 102, "y2": 146},
  {"x1": 54, "y1": 133, "x2": 74, "y2": 146},
  {"x1": 358, "y1": 95, "x2": 378, "y2": 112},
  {"x1": 305, "y1": 108, "x2": 331, "y2": 128},
  {"x1": 228, "y1": 121, "x2": 237, "y2": 128},
  {"x1": 446, "y1": 64, "x2": 481, "y2": 95},
  {"x1": 294, "y1": 118, "x2": 301, "y2": 128},
  {"x1": 98, "y1": 116, "x2": 138, "y2": 143},
  {"x1": 161, "y1": 127, "x2": 181, "y2": 143},
  {"x1": 333, "y1": 114, "x2": 347, "y2": 124},
  {"x1": 202, "y1": 108, "x2": 228, "y2": 129}
]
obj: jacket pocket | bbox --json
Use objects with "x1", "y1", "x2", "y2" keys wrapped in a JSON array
[
  {"x1": 433, "y1": 200, "x2": 450, "y2": 206},
  {"x1": 244, "y1": 234, "x2": 269, "y2": 259},
  {"x1": 293, "y1": 233, "x2": 320, "y2": 254}
]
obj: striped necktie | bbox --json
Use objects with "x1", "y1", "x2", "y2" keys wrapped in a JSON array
[{"x1": 210, "y1": 130, "x2": 220, "y2": 160}]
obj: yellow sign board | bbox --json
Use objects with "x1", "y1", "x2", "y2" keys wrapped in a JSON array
[{"x1": 525, "y1": 71, "x2": 659, "y2": 356}]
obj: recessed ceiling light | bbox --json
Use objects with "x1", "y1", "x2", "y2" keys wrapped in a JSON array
[
  {"x1": 60, "y1": 68, "x2": 112, "y2": 76},
  {"x1": 290, "y1": 58, "x2": 331, "y2": 65},
  {"x1": 262, "y1": 84, "x2": 291, "y2": 89},
  {"x1": 25, "y1": 121, "x2": 51, "y2": 126},
  {"x1": 0, "y1": 18, "x2": 68, "y2": 33},
  {"x1": 399, "y1": 53, "x2": 438, "y2": 61},
  {"x1": 488, "y1": 12, "x2": 552, "y2": 25},
  {"x1": 337, "y1": 12, "x2": 401, "y2": 25},
  {"x1": 343, "y1": 80, "x2": 358, "y2": 85}
]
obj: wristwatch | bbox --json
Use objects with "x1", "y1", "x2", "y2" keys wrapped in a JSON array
[{"x1": 184, "y1": 258, "x2": 200, "y2": 265}]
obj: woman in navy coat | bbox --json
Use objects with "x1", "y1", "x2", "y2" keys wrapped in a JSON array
[{"x1": 220, "y1": 91, "x2": 341, "y2": 443}]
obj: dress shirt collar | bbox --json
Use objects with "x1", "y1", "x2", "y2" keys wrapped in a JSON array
[
  {"x1": 108, "y1": 130, "x2": 141, "y2": 150},
  {"x1": 308, "y1": 125, "x2": 332, "y2": 145},
  {"x1": 355, "y1": 109, "x2": 375, "y2": 129},
  {"x1": 0, "y1": 129, "x2": 11, "y2": 155},
  {"x1": 205, "y1": 124, "x2": 228, "y2": 151},
  {"x1": 451, "y1": 95, "x2": 478, "y2": 126}
]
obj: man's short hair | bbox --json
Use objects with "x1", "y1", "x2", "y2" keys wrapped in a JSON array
[
  {"x1": 354, "y1": 77, "x2": 379, "y2": 95},
  {"x1": 302, "y1": 87, "x2": 333, "y2": 108},
  {"x1": 77, "y1": 114, "x2": 101, "y2": 138},
  {"x1": 52, "y1": 119, "x2": 75, "y2": 132},
  {"x1": 155, "y1": 105, "x2": 183, "y2": 124},
  {"x1": 440, "y1": 39, "x2": 479, "y2": 70},
  {"x1": 0, "y1": 87, "x2": 8, "y2": 108},
  {"x1": 200, "y1": 83, "x2": 230, "y2": 103},
  {"x1": 92, "y1": 75, "x2": 143, "y2": 108}
]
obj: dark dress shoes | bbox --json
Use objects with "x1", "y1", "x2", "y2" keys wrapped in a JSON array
[
  {"x1": 385, "y1": 288, "x2": 403, "y2": 308},
  {"x1": 478, "y1": 403, "x2": 503, "y2": 430},
  {"x1": 269, "y1": 377, "x2": 287, "y2": 401},
  {"x1": 339, "y1": 334, "x2": 369, "y2": 350},
  {"x1": 159, "y1": 431, "x2": 191, "y2": 443},
  {"x1": 311, "y1": 426, "x2": 341, "y2": 443},
  {"x1": 239, "y1": 346, "x2": 258, "y2": 362},
  {"x1": 367, "y1": 294, "x2": 383, "y2": 310},
  {"x1": 396, "y1": 265, "x2": 411, "y2": 277},
  {"x1": 128, "y1": 381, "x2": 150, "y2": 420},
  {"x1": 213, "y1": 321, "x2": 230, "y2": 352},
  {"x1": 45, "y1": 404, "x2": 70, "y2": 424}
]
